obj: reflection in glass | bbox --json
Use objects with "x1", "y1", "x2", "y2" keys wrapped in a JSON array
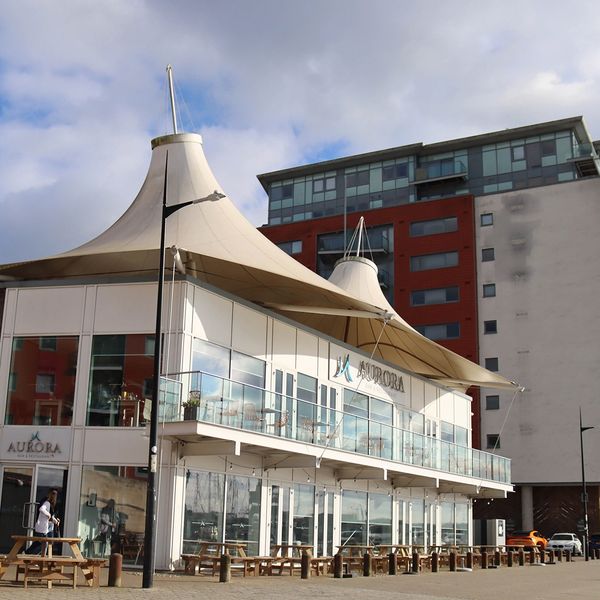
[
  {"x1": 369, "y1": 493, "x2": 392, "y2": 546},
  {"x1": 341, "y1": 490, "x2": 367, "y2": 546},
  {"x1": 226, "y1": 475, "x2": 261, "y2": 555},
  {"x1": 78, "y1": 466, "x2": 147, "y2": 564},
  {"x1": 6, "y1": 336, "x2": 79, "y2": 426},
  {"x1": 293, "y1": 484, "x2": 314, "y2": 547},
  {"x1": 87, "y1": 335, "x2": 153, "y2": 427}
]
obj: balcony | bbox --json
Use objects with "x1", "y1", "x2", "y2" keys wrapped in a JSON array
[
  {"x1": 161, "y1": 372, "x2": 511, "y2": 486},
  {"x1": 568, "y1": 143, "x2": 600, "y2": 177},
  {"x1": 414, "y1": 160, "x2": 468, "y2": 185},
  {"x1": 317, "y1": 231, "x2": 391, "y2": 256}
]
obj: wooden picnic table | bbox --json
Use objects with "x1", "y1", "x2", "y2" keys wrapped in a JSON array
[
  {"x1": 0, "y1": 535, "x2": 102, "y2": 588},
  {"x1": 181, "y1": 540, "x2": 247, "y2": 575},
  {"x1": 272, "y1": 543, "x2": 313, "y2": 557},
  {"x1": 336, "y1": 544, "x2": 374, "y2": 556}
]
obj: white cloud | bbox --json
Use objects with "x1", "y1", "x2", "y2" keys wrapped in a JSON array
[{"x1": 1, "y1": 0, "x2": 600, "y2": 261}]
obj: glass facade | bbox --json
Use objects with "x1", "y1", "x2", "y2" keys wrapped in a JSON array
[
  {"x1": 265, "y1": 128, "x2": 589, "y2": 225},
  {"x1": 6, "y1": 336, "x2": 79, "y2": 426}
]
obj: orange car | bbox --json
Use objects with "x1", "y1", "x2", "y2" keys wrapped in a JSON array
[{"x1": 506, "y1": 530, "x2": 548, "y2": 549}]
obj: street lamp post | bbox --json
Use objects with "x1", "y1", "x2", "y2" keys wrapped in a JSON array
[
  {"x1": 142, "y1": 151, "x2": 224, "y2": 588},
  {"x1": 580, "y1": 407, "x2": 594, "y2": 562}
]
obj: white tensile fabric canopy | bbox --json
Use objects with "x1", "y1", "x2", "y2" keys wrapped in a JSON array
[{"x1": 0, "y1": 132, "x2": 517, "y2": 391}]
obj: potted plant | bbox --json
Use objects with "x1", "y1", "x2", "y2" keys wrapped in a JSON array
[{"x1": 183, "y1": 392, "x2": 201, "y2": 421}]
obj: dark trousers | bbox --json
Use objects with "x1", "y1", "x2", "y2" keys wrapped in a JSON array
[{"x1": 24, "y1": 531, "x2": 46, "y2": 555}]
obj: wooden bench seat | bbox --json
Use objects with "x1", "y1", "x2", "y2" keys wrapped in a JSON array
[{"x1": 21, "y1": 556, "x2": 84, "y2": 589}]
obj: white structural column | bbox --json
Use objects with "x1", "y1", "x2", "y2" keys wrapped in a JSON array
[{"x1": 521, "y1": 485, "x2": 533, "y2": 530}]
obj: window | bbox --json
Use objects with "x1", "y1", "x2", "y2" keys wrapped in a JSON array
[
  {"x1": 411, "y1": 286, "x2": 459, "y2": 306},
  {"x1": 382, "y1": 162, "x2": 408, "y2": 181},
  {"x1": 485, "y1": 357, "x2": 499, "y2": 371},
  {"x1": 231, "y1": 352, "x2": 265, "y2": 388},
  {"x1": 79, "y1": 465, "x2": 147, "y2": 562},
  {"x1": 486, "y1": 434, "x2": 500, "y2": 449},
  {"x1": 483, "y1": 283, "x2": 496, "y2": 297},
  {"x1": 415, "y1": 322, "x2": 460, "y2": 340},
  {"x1": 480, "y1": 213, "x2": 494, "y2": 227},
  {"x1": 486, "y1": 395, "x2": 500, "y2": 410},
  {"x1": 410, "y1": 251, "x2": 458, "y2": 271},
  {"x1": 277, "y1": 240, "x2": 303, "y2": 255},
  {"x1": 440, "y1": 421, "x2": 454, "y2": 442},
  {"x1": 313, "y1": 179, "x2": 324, "y2": 193},
  {"x1": 512, "y1": 146, "x2": 525, "y2": 161},
  {"x1": 345, "y1": 171, "x2": 369, "y2": 187},
  {"x1": 297, "y1": 373, "x2": 318, "y2": 404},
  {"x1": 409, "y1": 216, "x2": 458, "y2": 237},
  {"x1": 39, "y1": 337, "x2": 57, "y2": 351},
  {"x1": 87, "y1": 334, "x2": 154, "y2": 427},
  {"x1": 6, "y1": 336, "x2": 79, "y2": 426},
  {"x1": 35, "y1": 373, "x2": 55, "y2": 394},
  {"x1": 484, "y1": 320, "x2": 498, "y2": 334},
  {"x1": 482, "y1": 248, "x2": 495, "y2": 262}
]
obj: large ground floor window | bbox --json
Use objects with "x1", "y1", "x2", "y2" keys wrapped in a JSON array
[{"x1": 78, "y1": 466, "x2": 147, "y2": 565}]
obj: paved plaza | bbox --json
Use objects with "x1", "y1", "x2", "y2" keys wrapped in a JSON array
[{"x1": 1, "y1": 559, "x2": 599, "y2": 600}]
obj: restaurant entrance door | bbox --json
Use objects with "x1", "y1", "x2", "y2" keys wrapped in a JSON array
[{"x1": 0, "y1": 464, "x2": 68, "y2": 552}]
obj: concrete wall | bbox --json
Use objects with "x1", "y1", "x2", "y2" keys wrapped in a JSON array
[{"x1": 476, "y1": 178, "x2": 600, "y2": 484}]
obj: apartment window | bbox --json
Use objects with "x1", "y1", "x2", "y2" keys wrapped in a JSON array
[
  {"x1": 409, "y1": 216, "x2": 458, "y2": 237},
  {"x1": 415, "y1": 322, "x2": 460, "y2": 340},
  {"x1": 486, "y1": 395, "x2": 500, "y2": 410},
  {"x1": 39, "y1": 337, "x2": 57, "y2": 351},
  {"x1": 483, "y1": 283, "x2": 496, "y2": 297},
  {"x1": 486, "y1": 434, "x2": 500, "y2": 449},
  {"x1": 485, "y1": 357, "x2": 499, "y2": 371},
  {"x1": 484, "y1": 320, "x2": 497, "y2": 334},
  {"x1": 276, "y1": 240, "x2": 303, "y2": 255},
  {"x1": 411, "y1": 286, "x2": 459, "y2": 306},
  {"x1": 480, "y1": 213, "x2": 494, "y2": 227},
  {"x1": 410, "y1": 251, "x2": 458, "y2": 272},
  {"x1": 36, "y1": 373, "x2": 55, "y2": 394},
  {"x1": 482, "y1": 248, "x2": 495, "y2": 262}
]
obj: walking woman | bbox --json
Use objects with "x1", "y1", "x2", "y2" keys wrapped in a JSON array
[{"x1": 26, "y1": 488, "x2": 60, "y2": 555}]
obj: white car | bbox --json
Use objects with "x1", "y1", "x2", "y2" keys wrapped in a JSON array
[{"x1": 546, "y1": 533, "x2": 583, "y2": 555}]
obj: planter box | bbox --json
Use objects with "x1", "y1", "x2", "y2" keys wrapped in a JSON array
[{"x1": 183, "y1": 406, "x2": 199, "y2": 421}]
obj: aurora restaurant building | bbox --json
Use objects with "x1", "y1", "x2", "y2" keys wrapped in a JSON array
[{"x1": 0, "y1": 131, "x2": 516, "y2": 568}]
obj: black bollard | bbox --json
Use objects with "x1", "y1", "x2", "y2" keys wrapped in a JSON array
[
  {"x1": 507, "y1": 551, "x2": 513, "y2": 567},
  {"x1": 495, "y1": 550, "x2": 501, "y2": 567},
  {"x1": 333, "y1": 553, "x2": 343, "y2": 578},
  {"x1": 539, "y1": 549, "x2": 545, "y2": 564},
  {"x1": 388, "y1": 552, "x2": 397, "y2": 575},
  {"x1": 466, "y1": 551, "x2": 473, "y2": 569},
  {"x1": 108, "y1": 553, "x2": 122, "y2": 587},
  {"x1": 449, "y1": 551, "x2": 457, "y2": 572},
  {"x1": 481, "y1": 550, "x2": 488, "y2": 569},
  {"x1": 557, "y1": 549, "x2": 562, "y2": 562},
  {"x1": 518, "y1": 549, "x2": 525, "y2": 566},
  {"x1": 548, "y1": 549, "x2": 555, "y2": 564},
  {"x1": 565, "y1": 549, "x2": 571, "y2": 563},
  {"x1": 363, "y1": 552, "x2": 372, "y2": 577},
  {"x1": 431, "y1": 552, "x2": 439, "y2": 573},
  {"x1": 301, "y1": 550, "x2": 311, "y2": 579},
  {"x1": 219, "y1": 554, "x2": 231, "y2": 583},
  {"x1": 411, "y1": 551, "x2": 419, "y2": 573}
]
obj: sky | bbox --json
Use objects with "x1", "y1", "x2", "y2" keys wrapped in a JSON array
[{"x1": 1, "y1": 0, "x2": 600, "y2": 263}]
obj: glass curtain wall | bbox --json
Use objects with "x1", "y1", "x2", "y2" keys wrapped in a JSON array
[
  {"x1": 341, "y1": 490, "x2": 367, "y2": 546},
  {"x1": 411, "y1": 500, "x2": 425, "y2": 547}
]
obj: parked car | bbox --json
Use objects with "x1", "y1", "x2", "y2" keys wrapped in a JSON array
[
  {"x1": 546, "y1": 533, "x2": 582, "y2": 555},
  {"x1": 506, "y1": 530, "x2": 548, "y2": 549},
  {"x1": 588, "y1": 533, "x2": 600, "y2": 551}
]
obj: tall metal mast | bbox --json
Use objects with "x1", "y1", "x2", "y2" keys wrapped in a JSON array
[{"x1": 166, "y1": 64, "x2": 178, "y2": 134}]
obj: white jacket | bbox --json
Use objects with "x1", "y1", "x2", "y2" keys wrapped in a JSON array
[{"x1": 34, "y1": 500, "x2": 58, "y2": 535}]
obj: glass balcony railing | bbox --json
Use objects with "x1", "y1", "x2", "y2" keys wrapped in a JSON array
[
  {"x1": 572, "y1": 143, "x2": 598, "y2": 159},
  {"x1": 164, "y1": 372, "x2": 511, "y2": 485}
]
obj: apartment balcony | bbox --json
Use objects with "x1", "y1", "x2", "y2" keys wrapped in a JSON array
[
  {"x1": 568, "y1": 143, "x2": 600, "y2": 177},
  {"x1": 159, "y1": 372, "x2": 511, "y2": 494},
  {"x1": 317, "y1": 232, "x2": 391, "y2": 256},
  {"x1": 414, "y1": 160, "x2": 468, "y2": 185}
]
